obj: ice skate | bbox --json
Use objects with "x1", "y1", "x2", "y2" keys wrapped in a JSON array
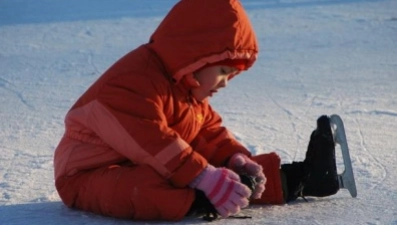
[
  {"x1": 281, "y1": 115, "x2": 357, "y2": 202},
  {"x1": 301, "y1": 115, "x2": 340, "y2": 197},
  {"x1": 330, "y1": 114, "x2": 357, "y2": 198}
]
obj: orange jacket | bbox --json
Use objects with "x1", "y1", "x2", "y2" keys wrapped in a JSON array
[{"x1": 54, "y1": 0, "x2": 258, "y2": 188}]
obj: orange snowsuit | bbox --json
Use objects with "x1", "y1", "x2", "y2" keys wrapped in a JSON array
[{"x1": 54, "y1": 0, "x2": 283, "y2": 221}]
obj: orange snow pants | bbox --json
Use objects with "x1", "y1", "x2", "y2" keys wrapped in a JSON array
[
  {"x1": 55, "y1": 165, "x2": 195, "y2": 221},
  {"x1": 55, "y1": 152, "x2": 283, "y2": 221},
  {"x1": 251, "y1": 152, "x2": 285, "y2": 204}
]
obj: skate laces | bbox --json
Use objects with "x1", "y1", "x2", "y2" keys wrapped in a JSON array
[
  {"x1": 297, "y1": 188, "x2": 309, "y2": 202},
  {"x1": 295, "y1": 172, "x2": 310, "y2": 202},
  {"x1": 202, "y1": 207, "x2": 218, "y2": 221},
  {"x1": 202, "y1": 208, "x2": 252, "y2": 221}
]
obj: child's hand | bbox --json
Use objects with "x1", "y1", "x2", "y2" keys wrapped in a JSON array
[
  {"x1": 189, "y1": 165, "x2": 251, "y2": 218},
  {"x1": 228, "y1": 153, "x2": 266, "y2": 199}
]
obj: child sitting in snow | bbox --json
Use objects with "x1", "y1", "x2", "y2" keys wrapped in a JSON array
[{"x1": 54, "y1": 0, "x2": 340, "y2": 221}]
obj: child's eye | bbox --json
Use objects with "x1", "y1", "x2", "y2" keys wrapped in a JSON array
[{"x1": 220, "y1": 67, "x2": 229, "y2": 75}]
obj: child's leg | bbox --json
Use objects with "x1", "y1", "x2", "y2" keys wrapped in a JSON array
[
  {"x1": 56, "y1": 165, "x2": 194, "y2": 221},
  {"x1": 249, "y1": 116, "x2": 341, "y2": 205},
  {"x1": 281, "y1": 115, "x2": 340, "y2": 202}
]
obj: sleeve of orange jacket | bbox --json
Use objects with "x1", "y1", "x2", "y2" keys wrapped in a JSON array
[
  {"x1": 85, "y1": 73, "x2": 207, "y2": 187},
  {"x1": 190, "y1": 103, "x2": 251, "y2": 167}
]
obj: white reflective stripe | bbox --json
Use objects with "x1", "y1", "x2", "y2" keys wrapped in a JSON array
[
  {"x1": 68, "y1": 100, "x2": 171, "y2": 177},
  {"x1": 154, "y1": 138, "x2": 190, "y2": 165}
]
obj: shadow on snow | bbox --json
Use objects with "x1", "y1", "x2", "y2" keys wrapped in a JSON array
[{"x1": 0, "y1": 201, "x2": 206, "y2": 225}]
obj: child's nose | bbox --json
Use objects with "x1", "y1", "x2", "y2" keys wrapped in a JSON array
[{"x1": 219, "y1": 78, "x2": 228, "y2": 87}]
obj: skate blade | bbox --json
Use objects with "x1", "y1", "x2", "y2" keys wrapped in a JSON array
[{"x1": 330, "y1": 114, "x2": 357, "y2": 198}]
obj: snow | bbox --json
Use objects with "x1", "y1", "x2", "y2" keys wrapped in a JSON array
[{"x1": 1, "y1": 0, "x2": 396, "y2": 224}]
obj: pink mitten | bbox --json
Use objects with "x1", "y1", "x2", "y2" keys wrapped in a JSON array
[
  {"x1": 189, "y1": 165, "x2": 251, "y2": 218},
  {"x1": 228, "y1": 153, "x2": 266, "y2": 199}
]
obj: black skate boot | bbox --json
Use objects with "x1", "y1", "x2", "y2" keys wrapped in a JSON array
[{"x1": 281, "y1": 115, "x2": 340, "y2": 202}]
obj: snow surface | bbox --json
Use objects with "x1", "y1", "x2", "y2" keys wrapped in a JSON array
[{"x1": 1, "y1": 0, "x2": 396, "y2": 224}]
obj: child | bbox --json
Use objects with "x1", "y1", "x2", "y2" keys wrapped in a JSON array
[{"x1": 54, "y1": 0, "x2": 340, "y2": 221}]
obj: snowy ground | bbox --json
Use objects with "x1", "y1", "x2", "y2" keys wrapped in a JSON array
[{"x1": 1, "y1": 0, "x2": 396, "y2": 224}]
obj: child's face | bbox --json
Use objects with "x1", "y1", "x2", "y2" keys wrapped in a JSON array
[{"x1": 191, "y1": 65, "x2": 239, "y2": 101}]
